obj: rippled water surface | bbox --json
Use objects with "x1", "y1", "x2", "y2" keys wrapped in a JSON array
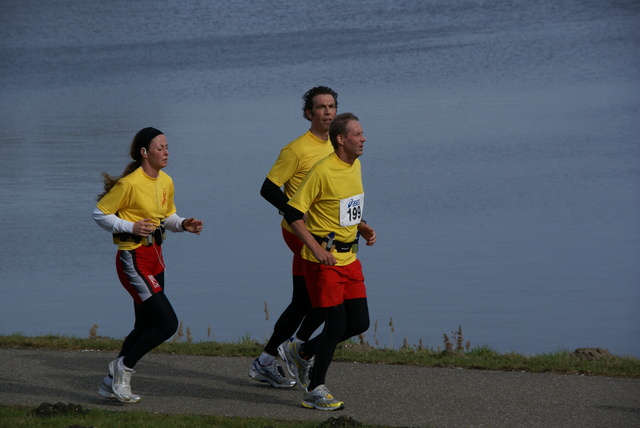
[{"x1": 1, "y1": 0, "x2": 639, "y2": 356}]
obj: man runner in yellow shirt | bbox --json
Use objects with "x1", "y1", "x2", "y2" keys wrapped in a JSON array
[
  {"x1": 282, "y1": 113, "x2": 377, "y2": 410},
  {"x1": 249, "y1": 87, "x2": 339, "y2": 387}
]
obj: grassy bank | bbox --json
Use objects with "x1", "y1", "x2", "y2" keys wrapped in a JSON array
[{"x1": 1, "y1": 333, "x2": 639, "y2": 378}]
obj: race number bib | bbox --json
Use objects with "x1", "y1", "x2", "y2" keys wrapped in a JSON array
[{"x1": 339, "y1": 193, "x2": 364, "y2": 226}]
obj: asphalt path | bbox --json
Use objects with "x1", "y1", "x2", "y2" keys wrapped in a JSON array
[{"x1": 1, "y1": 348, "x2": 639, "y2": 427}]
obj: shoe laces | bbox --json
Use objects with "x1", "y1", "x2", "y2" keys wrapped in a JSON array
[
  {"x1": 313, "y1": 385, "x2": 340, "y2": 403},
  {"x1": 264, "y1": 360, "x2": 286, "y2": 380},
  {"x1": 115, "y1": 367, "x2": 133, "y2": 393},
  {"x1": 314, "y1": 384, "x2": 330, "y2": 396}
]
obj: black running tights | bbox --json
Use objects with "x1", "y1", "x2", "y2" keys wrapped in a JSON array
[
  {"x1": 306, "y1": 297, "x2": 370, "y2": 391},
  {"x1": 264, "y1": 275, "x2": 324, "y2": 357},
  {"x1": 119, "y1": 273, "x2": 179, "y2": 368}
]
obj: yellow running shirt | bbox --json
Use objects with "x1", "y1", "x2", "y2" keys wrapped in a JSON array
[
  {"x1": 96, "y1": 167, "x2": 177, "y2": 250},
  {"x1": 288, "y1": 153, "x2": 364, "y2": 266},
  {"x1": 266, "y1": 130, "x2": 334, "y2": 232}
]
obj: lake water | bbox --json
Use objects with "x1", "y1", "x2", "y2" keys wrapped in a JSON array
[{"x1": 1, "y1": 0, "x2": 639, "y2": 357}]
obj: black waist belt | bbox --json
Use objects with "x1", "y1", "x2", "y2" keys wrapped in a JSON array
[
  {"x1": 313, "y1": 234, "x2": 359, "y2": 253},
  {"x1": 113, "y1": 226, "x2": 166, "y2": 246}
]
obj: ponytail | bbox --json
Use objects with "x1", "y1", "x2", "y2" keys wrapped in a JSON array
[{"x1": 96, "y1": 127, "x2": 163, "y2": 201}]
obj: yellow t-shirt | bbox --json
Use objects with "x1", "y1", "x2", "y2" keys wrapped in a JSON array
[
  {"x1": 266, "y1": 130, "x2": 334, "y2": 232},
  {"x1": 96, "y1": 167, "x2": 177, "y2": 250},
  {"x1": 288, "y1": 153, "x2": 364, "y2": 266}
]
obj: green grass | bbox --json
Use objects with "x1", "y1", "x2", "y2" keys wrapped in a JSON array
[
  {"x1": 1, "y1": 333, "x2": 639, "y2": 378},
  {"x1": 336, "y1": 343, "x2": 640, "y2": 378},
  {"x1": 0, "y1": 404, "x2": 342, "y2": 428}
]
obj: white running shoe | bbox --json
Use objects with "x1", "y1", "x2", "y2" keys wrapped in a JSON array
[
  {"x1": 301, "y1": 384, "x2": 344, "y2": 411},
  {"x1": 249, "y1": 358, "x2": 296, "y2": 388},
  {"x1": 108, "y1": 357, "x2": 136, "y2": 403},
  {"x1": 281, "y1": 340, "x2": 313, "y2": 391},
  {"x1": 98, "y1": 375, "x2": 141, "y2": 403},
  {"x1": 277, "y1": 338, "x2": 294, "y2": 376},
  {"x1": 278, "y1": 337, "x2": 295, "y2": 370}
]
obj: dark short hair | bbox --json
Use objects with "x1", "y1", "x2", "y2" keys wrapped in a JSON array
[
  {"x1": 329, "y1": 113, "x2": 359, "y2": 150},
  {"x1": 302, "y1": 86, "x2": 338, "y2": 121}
]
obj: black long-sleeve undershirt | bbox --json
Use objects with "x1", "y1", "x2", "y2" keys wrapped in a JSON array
[{"x1": 260, "y1": 177, "x2": 304, "y2": 225}]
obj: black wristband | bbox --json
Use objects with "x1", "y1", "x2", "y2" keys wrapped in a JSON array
[{"x1": 181, "y1": 219, "x2": 187, "y2": 231}]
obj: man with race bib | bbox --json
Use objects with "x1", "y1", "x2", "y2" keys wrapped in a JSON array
[{"x1": 281, "y1": 113, "x2": 377, "y2": 411}]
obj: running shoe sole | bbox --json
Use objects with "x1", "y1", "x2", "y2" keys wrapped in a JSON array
[{"x1": 301, "y1": 399, "x2": 345, "y2": 411}]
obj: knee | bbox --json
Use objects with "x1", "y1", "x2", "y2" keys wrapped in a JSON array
[
  {"x1": 323, "y1": 319, "x2": 346, "y2": 342},
  {"x1": 168, "y1": 316, "x2": 179, "y2": 336},
  {"x1": 348, "y1": 316, "x2": 370, "y2": 337},
  {"x1": 159, "y1": 314, "x2": 179, "y2": 340}
]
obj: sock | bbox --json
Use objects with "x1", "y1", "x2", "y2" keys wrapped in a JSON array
[
  {"x1": 299, "y1": 343, "x2": 312, "y2": 360},
  {"x1": 258, "y1": 352, "x2": 276, "y2": 366}
]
